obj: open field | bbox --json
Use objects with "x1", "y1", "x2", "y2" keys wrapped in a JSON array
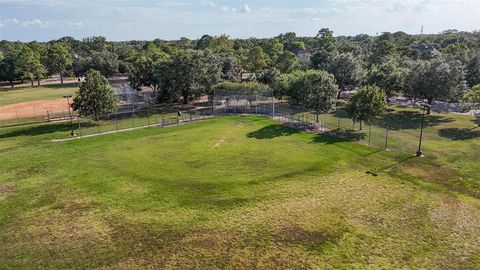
[
  {"x1": 0, "y1": 115, "x2": 479, "y2": 269},
  {"x1": 0, "y1": 84, "x2": 77, "y2": 125},
  {"x1": 0, "y1": 84, "x2": 78, "y2": 106}
]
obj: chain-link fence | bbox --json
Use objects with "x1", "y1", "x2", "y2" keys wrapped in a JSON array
[
  {"x1": 0, "y1": 85, "x2": 438, "y2": 156},
  {"x1": 272, "y1": 102, "x2": 455, "y2": 154},
  {"x1": 63, "y1": 106, "x2": 213, "y2": 138},
  {"x1": 53, "y1": 100, "x2": 428, "y2": 155}
]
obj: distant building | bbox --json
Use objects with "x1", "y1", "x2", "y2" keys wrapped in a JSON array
[
  {"x1": 240, "y1": 73, "x2": 255, "y2": 82},
  {"x1": 411, "y1": 44, "x2": 442, "y2": 56}
]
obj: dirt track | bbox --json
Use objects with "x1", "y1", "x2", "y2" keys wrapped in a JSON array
[{"x1": 0, "y1": 98, "x2": 70, "y2": 121}]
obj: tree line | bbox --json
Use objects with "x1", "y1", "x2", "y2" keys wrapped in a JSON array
[{"x1": 1, "y1": 29, "x2": 480, "y2": 117}]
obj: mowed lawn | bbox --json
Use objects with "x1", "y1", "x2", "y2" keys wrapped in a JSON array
[
  {"x1": 0, "y1": 84, "x2": 78, "y2": 106},
  {"x1": 0, "y1": 116, "x2": 479, "y2": 269}
]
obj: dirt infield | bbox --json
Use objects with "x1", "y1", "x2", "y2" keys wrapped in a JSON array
[{"x1": 0, "y1": 98, "x2": 70, "y2": 121}]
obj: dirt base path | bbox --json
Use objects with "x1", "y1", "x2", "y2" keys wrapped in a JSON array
[{"x1": 0, "y1": 98, "x2": 70, "y2": 121}]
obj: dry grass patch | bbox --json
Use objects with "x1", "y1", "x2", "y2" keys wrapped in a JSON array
[{"x1": 0, "y1": 181, "x2": 16, "y2": 199}]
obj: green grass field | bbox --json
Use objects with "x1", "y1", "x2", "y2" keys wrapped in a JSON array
[
  {"x1": 0, "y1": 84, "x2": 78, "y2": 106},
  {"x1": 1, "y1": 114, "x2": 479, "y2": 269}
]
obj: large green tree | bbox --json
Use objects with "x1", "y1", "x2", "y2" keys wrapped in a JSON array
[
  {"x1": 276, "y1": 51, "x2": 300, "y2": 73},
  {"x1": 346, "y1": 85, "x2": 387, "y2": 130},
  {"x1": 45, "y1": 43, "x2": 73, "y2": 86},
  {"x1": 462, "y1": 84, "x2": 480, "y2": 107},
  {"x1": 367, "y1": 60, "x2": 407, "y2": 100},
  {"x1": 303, "y1": 70, "x2": 338, "y2": 122},
  {"x1": 328, "y1": 53, "x2": 365, "y2": 98},
  {"x1": 466, "y1": 52, "x2": 480, "y2": 88},
  {"x1": 245, "y1": 46, "x2": 269, "y2": 73},
  {"x1": 311, "y1": 28, "x2": 337, "y2": 70},
  {"x1": 405, "y1": 58, "x2": 468, "y2": 113},
  {"x1": 369, "y1": 33, "x2": 397, "y2": 65},
  {"x1": 72, "y1": 69, "x2": 117, "y2": 119},
  {"x1": 462, "y1": 84, "x2": 480, "y2": 126},
  {"x1": 0, "y1": 51, "x2": 20, "y2": 87},
  {"x1": 156, "y1": 49, "x2": 221, "y2": 103},
  {"x1": 128, "y1": 49, "x2": 169, "y2": 91},
  {"x1": 17, "y1": 45, "x2": 45, "y2": 87}
]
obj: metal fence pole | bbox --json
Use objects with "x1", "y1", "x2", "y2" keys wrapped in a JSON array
[
  {"x1": 324, "y1": 114, "x2": 327, "y2": 130},
  {"x1": 131, "y1": 111, "x2": 135, "y2": 128},
  {"x1": 384, "y1": 124, "x2": 389, "y2": 150},
  {"x1": 368, "y1": 123, "x2": 372, "y2": 145},
  {"x1": 146, "y1": 107, "x2": 150, "y2": 126},
  {"x1": 233, "y1": 95, "x2": 236, "y2": 114},
  {"x1": 77, "y1": 116, "x2": 82, "y2": 136},
  {"x1": 97, "y1": 115, "x2": 101, "y2": 134},
  {"x1": 114, "y1": 113, "x2": 118, "y2": 132}
]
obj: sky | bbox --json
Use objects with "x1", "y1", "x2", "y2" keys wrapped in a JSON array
[{"x1": 0, "y1": 0, "x2": 479, "y2": 41}]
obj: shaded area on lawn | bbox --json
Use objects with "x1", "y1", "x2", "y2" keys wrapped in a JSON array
[
  {"x1": 0, "y1": 122, "x2": 95, "y2": 139},
  {"x1": 246, "y1": 124, "x2": 300, "y2": 139},
  {"x1": 438, "y1": 127, "x2": 480, "y2": 141},
  {"x1": 377, "y1": 110, "x2": 454, "y2": 130}
]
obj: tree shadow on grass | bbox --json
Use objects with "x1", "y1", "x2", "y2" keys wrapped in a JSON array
[
  {"x1": 366, "y1": 155, "x2": 414, "y2": 176},
  {"x1": 332, "y1": 109, "x2": 454, "y2": 130},
  {"x1": 246, "y1": 124, "x2": 300, "y2": 139},
  {"x1": 0, "y1": 122, "x2": 87, "y2": 139},
  {"x1": 378, "y1": 110, "x2": 454, "y2": 130},
  {"x1": 311, "y1": 130, "x2": 366, "y2": 144},
  {"x1": 438, "y1": 127, "x2": 480, "y2": 141},
  {"x1": 473, "y1": 116, "x2": 480, "y2": 127}
]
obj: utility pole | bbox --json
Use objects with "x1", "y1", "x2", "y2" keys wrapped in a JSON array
[{"x1": 416, "y1": 104, "x2": 430, "y2": 157}]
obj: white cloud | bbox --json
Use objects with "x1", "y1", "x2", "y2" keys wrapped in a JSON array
[
  {"x1": 201, "y1": 0, "x2": 216, "y2": 8},
  {"x1": 114, "y1": 7, "x2": 127, "y2": 13},
  {"x1": 240, "y1": 4, "x2": 251, "y2": 13},
  {"x1": 66, "y1": 21, "x2": 83, "y2": 27},
  {"x1": 1, "y1": 18, "x2": 19, "y2": 25},
  {"x1": 220, "y1": 6, "x2": 236, "y2": 12},
  {"x1": 220, "y1": 3, "x2": 251, "y2": 13},
  {"x1": 21, "y1": 19, "x2": 54, "y2": 28},
  {"x1": 0, "y1": 18, "x2": 83, "y2": 28}
]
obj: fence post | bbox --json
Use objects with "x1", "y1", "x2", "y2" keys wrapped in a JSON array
[
  {"x1": 368, "y1": 123, "x2": 372, "y2": 145},
  {"x1": 146, "y1": 107, "x2": 150, "y2": 126},
  {"x1": 324, "y1": 114, "x2": 327, "y2": 130},
  {"x1": 131, "y1": 110, "x2": 135, "y2": 128},
  {"x1": 77, "y1": 116, "x2": 82, "y2": 136},
  {"x1": 114, "y1": 113, "x2": 118, "y2": 132},
  {"x1": 97, "y1": 115, "x2": 101, "y2": 134},
  {"x1": 384, "y1": 124, "x2": 389, "y2": 150},
  {"x1": 272, "y1": 97, "x2": 275, "y2": 118},
  {"x1": 233, "y1": 95, "x2": 236, "y2": 114}
]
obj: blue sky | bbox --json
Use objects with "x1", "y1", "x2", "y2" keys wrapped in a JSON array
[{"x1": 0, "y1": 0, "x2": 479, "y2": 41}]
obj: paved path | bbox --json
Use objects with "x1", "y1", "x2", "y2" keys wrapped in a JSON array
[{"x1": 389, "y1": 97, "x2": 480, "y2": 116}]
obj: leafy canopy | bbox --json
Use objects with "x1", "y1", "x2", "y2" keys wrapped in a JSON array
[
  {"x1": 346, "y1": 85, "x2": 387, "y2": 124},
  {"x1": 72, "y1": 69, "x2": 117, "y2": 117}
]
